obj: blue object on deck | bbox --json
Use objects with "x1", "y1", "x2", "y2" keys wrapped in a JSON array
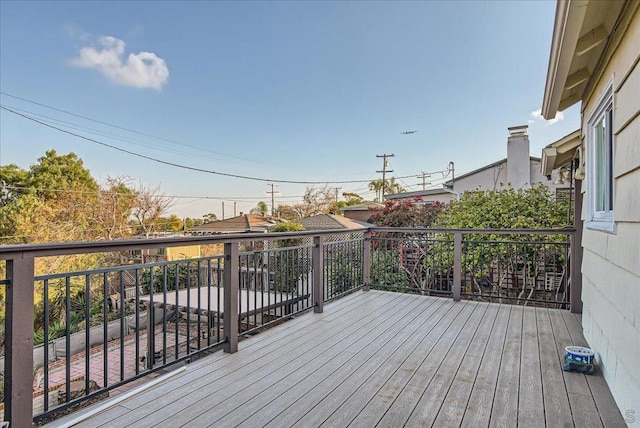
[{"x1": 563, "y1": 345, "x2": 596, "y2": 374}]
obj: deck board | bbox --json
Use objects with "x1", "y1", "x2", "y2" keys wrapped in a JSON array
[
  {"x1": 375, "y1": 301, "x2": 479, "y2": 427},
  {"x1": 537, "y1": 308, "x2": 574, "y2": 428},
  {"x1": 517, "y1": 307, "x2": 544, "y2": 428},
  {"x1": 49, "y1": 291, "x2": 625, "y2": 428},
  {"x1": 489, "y1": 305, "x2": 523, "y2": 427},
  {"x1": 460, "y1": 304, "x2": 511, "y2": 428},
  {"x1": 107, "y1": 293, "x2": 419, "y2": 427},
  {"x1": 404, "y1": 302, "x2": 489, "y2": 426},
  {"x1": 432, "y1": 303, "x2": 500, "y2": 427}
]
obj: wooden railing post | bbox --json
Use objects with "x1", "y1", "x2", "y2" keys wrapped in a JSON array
[
  {"x1": 312, "y1": 235, "x2": 324, "y2": 313},
  {"x1": 453, "y1": 232, "x2": 462, "y2": 302},
  {"x1": 5, "y1": 255, "x2": 35, "y2": 427},
  {"x1": 362, "y1": 231, "x2": 371, "y2": 292},
  {"x1": 570, "y1": 179, "x2": 584, "y2": 313},
  {"x1": 223, "y1": 242, "x2": 239, "y2": 353}
]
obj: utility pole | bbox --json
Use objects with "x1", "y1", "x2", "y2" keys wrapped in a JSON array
[
  {"x1": 267, "y1": 183, "x2": 278, "y2": 217},
  {"x1": 448, "y1": 161, "x2": 455, "y2": 188},
  {"x1": 333, "y1": 187, "x2": 341, "y2": 203},
  {"x1": 417, "y1": 172, "x2": 431, "y2": 190},
  {"x1": 222, "y1": 202, "x2": 225, "y2": 220},
  {"x1": 376, "y1": 153, "x2": 394, "y2": 201},
  {"x1": 234, "y1": 201, "x2": 237, "y2": 217}
]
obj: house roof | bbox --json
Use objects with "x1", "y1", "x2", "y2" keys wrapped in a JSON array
[
  {"x1": 385, "y1": 188, "x2": 457, "y2": 200},
  {"x1": 541, "y1": 0, "x2": 630, "y2": 119},
  {"x1": 187, "y1": 214, "x2": 279, "y2": 234},
  {"x1": 444, "y1": 157, "x2": 541, "y2": 186},
  {"x1": 340, "y1": 202, "x2": 384, "y2": 211},
  {"x1": 541, "y1": 129, "x2": 582, "y2": 176},
  {"x1": 296, "y1": 214, "x2": 371, "y2": 231}
]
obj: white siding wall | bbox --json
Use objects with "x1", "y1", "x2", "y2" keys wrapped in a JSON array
[
  {"x1": 580, "y1": 7, "x2": 640, "y2": 418},
  {"x1": 453, "y1": 159, "x2": 561, "y2": 195}
]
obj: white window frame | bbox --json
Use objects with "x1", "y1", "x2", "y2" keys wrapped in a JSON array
[{"x1": 585, "y1": 81, "x2": 615, "y2": 233}]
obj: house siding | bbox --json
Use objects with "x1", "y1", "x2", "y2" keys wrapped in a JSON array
[
  {"x1": 453, "y1": 159, "x2": 558, "y2": 194},
  {"x1": 454, "y1": 163, "x2": 507, "y2": 193},
  {"x1": 580, "y1": 6, "x2": 640, "y2": 419}
]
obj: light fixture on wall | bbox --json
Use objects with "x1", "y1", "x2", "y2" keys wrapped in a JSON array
[{"x1": 554, "y1": 168, "x2": 570, "y2": 185}]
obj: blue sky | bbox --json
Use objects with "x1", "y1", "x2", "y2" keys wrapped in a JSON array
[{"x1": 0, "y1": 0, "x2": 580, "y2": 219}]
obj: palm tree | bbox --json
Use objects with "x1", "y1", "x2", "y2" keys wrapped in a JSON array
[
  {"x1": 250, "y1": 201, "x2": 269, "y2": 215},
  {"x1": 368, "y1": 178, "x2": 405, "y2": 201}
]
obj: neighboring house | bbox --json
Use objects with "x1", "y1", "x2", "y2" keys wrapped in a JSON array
[
  {"x1": 341, "y1": 202, "x2": 384, "y2": 223},
  {"x1": 140, "y1": 244, "x2": 201, "y2": 263},
  {"x1": 444, "y1": 125, "x2": 567, "y2": 195},
  {"x1": 296, "y1": 213, "x2": 372, "y2": 231},
  {"x1": 187, "y1": 213, "x2": 280, "y2": 235},
  {"x1": 385, "y1": 188, "x2": 458, "y2": 205},
  {"x1": 541, "y1": 0, "x2": 640, "y2": 416}
]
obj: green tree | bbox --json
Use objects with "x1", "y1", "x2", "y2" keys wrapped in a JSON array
[
  {"x1": 432, "y1": 185, "x2": 570, "y2": 297},
  {"x1": 203, "y1": 213, "x2": 218, "y2": 223},
  {"x1": 250, "y1": 201, "x2": 269, "y2": 215},
  {"x1": 28, "y1": 150, "x2": 98, "y2": 195},
  {"x1": 368, "y1": 177, "x2": 405, "y2": 202},
  {"x1": 434, "y1": 185, "x2": 569, "y2": 229},
  {"x1": 184, "y1": 217, "x2": 202, "y2": 228},
  {"x1": 0, "y1": 151, "x2": 99, "y2": 243},
  {"x1": 0, "y1": 163, "x2": 29, "y2": 205}
]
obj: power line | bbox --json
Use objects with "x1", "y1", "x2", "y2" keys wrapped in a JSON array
[
  {"x1": 1, "y1": 102, "x2": 454, "y2": 187},
  {"x1": 3, "y1": 185, "x2": 304, "y2": 202},
  {"x1": 1, "y1": 104, "x2": 250, "y2": 166},
  {"x1": 0, "y1": 91, "x2": 263, "y2": 165},
  {"x1": 1, "y1": 105, "x2": 385, "y2": 185}
]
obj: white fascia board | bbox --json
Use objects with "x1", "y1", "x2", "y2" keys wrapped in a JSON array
[
  {"x1": 541, "y1": 0, "x2": 589, "y2": 120},
  {"x1": 541, "y1": 147, "x2": 559, "y2": 176}
]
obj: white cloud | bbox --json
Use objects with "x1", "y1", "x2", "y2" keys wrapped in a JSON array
[
  {"x1": 530, "y1": 109, "x2": 564, "y2": 125},
  {"x1": 71, "y1": 36, "x2": 169, "y2": 91}
]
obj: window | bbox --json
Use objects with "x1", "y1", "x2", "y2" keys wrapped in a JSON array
[{"x1": 586, "y1": 82, "x2": 615, "y2": 233}]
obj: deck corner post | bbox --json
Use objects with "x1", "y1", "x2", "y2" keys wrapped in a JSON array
[
  {"x1": 453, "y1": 232, "x2": 462, "y2": 302},
  {"x1": 362, "y1": 231, "x2": 371, "y2": 292},
  {"x1": 223, "y1": 242, "x2": 239, "y2": 353},
  {"x1": 5, "y1": 255, "x2": 35, "y2": 427},
  {"x1": 312, "y1": 235, "x2": 324, "y2": 313},
  {"x1": 570, "y1": 179, "x2": 583, "y2": 313}
]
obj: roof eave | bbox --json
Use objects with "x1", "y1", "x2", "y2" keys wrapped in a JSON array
[
  {"x1": 541, "y1": 0, "x2": 589, "y2": 120},
  {"x1": 540, "y1": 129, "x2": 581, "y2": 176}
]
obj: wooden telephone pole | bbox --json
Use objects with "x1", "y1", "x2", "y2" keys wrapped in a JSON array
[{"x1": 376, "y1": 153, "x2": 394, "y2": 201}]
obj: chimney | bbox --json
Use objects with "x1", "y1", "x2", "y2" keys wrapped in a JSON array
[{"x1": 506, "y1": 125, "x2": 530, "y2": 189}]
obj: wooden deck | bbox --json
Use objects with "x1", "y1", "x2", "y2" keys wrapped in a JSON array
[{"x1": 54, "y1": 291, "x2": 625, "y2": 427}]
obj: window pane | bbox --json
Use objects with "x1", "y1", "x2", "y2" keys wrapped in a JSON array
[
  {"x1": 607, "y1": 108, "x2": 614, "y2": 210},
  {"x1": 595, "y1": 116, "x2": 606, "y2": 212}
]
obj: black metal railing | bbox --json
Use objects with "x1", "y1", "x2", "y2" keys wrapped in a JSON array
[
  {"x1": 30, "y1": 255, "x2": 227, "y2": 419},
  {"x1": 0, "y1": 226, "x2": 577, "y2": 426},
  {"x1": 324, "y1": 235, "x2": 365, "y2": 301},
  {"x1": 370, "y1": 228, "x2": 572, "y2": 308}
]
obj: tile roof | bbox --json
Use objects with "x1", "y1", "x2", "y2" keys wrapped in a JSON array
[
  {"x1": 340, "y1": 202, "x2": 384, "y2": 211},
  {"x1": 187, "y1": 214, "x2": 278, "y2": 234},
  {"x1": 296, "y1": 214, "x2": 371, "y2": 231}
]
